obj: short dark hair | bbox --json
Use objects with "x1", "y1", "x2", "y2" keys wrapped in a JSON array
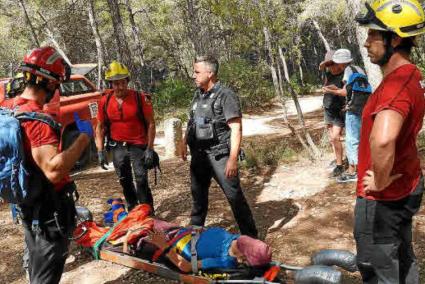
[
  {"x1": 394, "y1": 37, "x2": 415, "y2": 54},
  {"x1": 381, "y1": 31, "x2": 415, "y2": 54},
  {"x1": 195, "y1": 55, "x2": 219, "y2": 75},
  {"x1": 24, "y1": 72, "x2": 50, "y2": 91}
]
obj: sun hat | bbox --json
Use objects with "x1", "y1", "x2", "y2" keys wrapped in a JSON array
[
  {"x1": 332, "y1": 49, "x2": 353, "y2": 64},
  {"x1": 319, "y1": 50, "x2": 335, "y2": 70}
]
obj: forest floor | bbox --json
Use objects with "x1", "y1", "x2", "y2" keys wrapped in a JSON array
[{"x1": 1, "y1": 96, "x2": 425, "y2": 284}]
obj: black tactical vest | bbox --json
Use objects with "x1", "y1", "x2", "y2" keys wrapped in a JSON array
[{"x1": 188, "y1": 84, "x2": 230, "y2": 148}]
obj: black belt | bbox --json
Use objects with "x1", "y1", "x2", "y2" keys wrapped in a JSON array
[{"x1": 109, "y1": 140, "x2": 147, "y2": 149}]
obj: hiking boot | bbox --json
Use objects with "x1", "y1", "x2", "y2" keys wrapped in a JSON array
[
  {"x1": 337, "y1": 172, "x2": 358, "y2": 183},
  {"x1": 330, "y1": 165, "x2": 344, "y2": 177},
  {"x1": 327, "y1": 158, "x2": 348, "y2": 170}
]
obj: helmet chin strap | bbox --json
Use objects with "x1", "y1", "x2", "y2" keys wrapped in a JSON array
[
  {"x1": 41, "y1": 82, "x2": 58, "y2": 103},
  {"x1": 45, "y1": 89, "x2": 56, "y2": 103},
  {"x1": 376, "y1": 32, "x2": 395, "y2": 66}
]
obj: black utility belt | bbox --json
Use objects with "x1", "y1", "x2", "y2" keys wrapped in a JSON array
[
  {"x1": 200, "y1": 142, "x2": 230, "y2": 157},
  {"x1": 108, "y1": 140, "x2": 147, "y2": 149}
]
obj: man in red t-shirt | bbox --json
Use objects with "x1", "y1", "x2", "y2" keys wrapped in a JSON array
[
  {"x1": 1, "y1": 47, "x2": 93, "y2": 283},
  {"x1": 95, "y1": 61, "x2": 156, "y2": 211},
  {"x1": 355, "y1": 1, "x2": 425, "y2": 283}
]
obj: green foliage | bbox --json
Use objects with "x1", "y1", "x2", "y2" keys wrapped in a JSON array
[
  {"x1": 417, "y1": 131, "x2": 425, "y2": 151},
  {"x1": 9, "y1": 0, "x2": 425, "y2": 119},
  {"x1": 152, "y1": 57, "x2": 276, "y2": 119},
  {"x1": 0, "y1": 4, "x2": 31, "y2": 77},
  {"x1": 219, "y1": 59, "x2": 275, "y2": 109},
  {"x1": 288, "y1": 74, "x2": 317, "y2": 96},
  {"x1": 152, "y1": 77, "x2": 193, "y2": 118}
]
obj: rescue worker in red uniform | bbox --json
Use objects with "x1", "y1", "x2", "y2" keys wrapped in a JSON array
[
  {"x1": 95, "y1": 61, "x2": 156, "y2": 212},
  {"x1": 354, "y1": 1, "x2": 425, "y2": 282},
  {"x1": 1, "y1": 46, "x2": 93, "y2": 284}
]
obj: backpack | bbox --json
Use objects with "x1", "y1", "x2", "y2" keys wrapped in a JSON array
[
  {"x1": 345, "y1": 66, "x2": 372, "y2": 115},
  {"x1": 0, "y1": 107, "x2": 61, "y2": 205}
]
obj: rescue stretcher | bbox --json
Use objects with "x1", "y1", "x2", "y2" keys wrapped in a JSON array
[
  {"x1": 95, "y1": 246, "x2": 356, "y2": 284},
  {"x1": 74, "y1": 205, "x2": 358, "y2": 284}
]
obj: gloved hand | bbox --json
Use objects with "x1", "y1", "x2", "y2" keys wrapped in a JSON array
[
  {"x1": 144, "y1": 148, "x2": 155, "y2": 169},
  {"x1": 98, "y1": 150, "x2": 109, "y2": 170},
  {"x1": 74, "y1": 112, "x2": 93, "y2": 138}
]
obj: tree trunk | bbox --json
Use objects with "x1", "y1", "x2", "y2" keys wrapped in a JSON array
[
  {"x1": 18, "y1": 0, "x2": 40, "y2": 47},
  {"x1": 276, "y1": 62, "x2": 285, "y2": 101},
  {"x1": 263, "y1": 27, "x2": 282, "y2": 98},
  {"x1": 87, "y1": 0, "x2": 106, "y2": 89},
  {"x1": 184, "y1": 0, "x2": 204, "y2": 55},
  {"x1": 263, "y1": 26, "x2": 317, "y2": 159},
  {"x1": 280, "y1": 48, "x2": 290, "y2": 82},
  {"x1": 106, "y1": 0, "x2": 139, "y2": 88},
  {"x1": 279, "y1": 47, "x2": 321, "y2": 159},
  {"x1": 299, "y1": 64, "x2": 304, "y2": 86},
  {"x1": 346, "y1": 0, "x2": 382, "y2": 89},
  {"x1": 124, "y1": 0, "x2": 145, "y2": 69},
  {"x1": 311, "y1": 19, "x2": 330, "y2": 52}
]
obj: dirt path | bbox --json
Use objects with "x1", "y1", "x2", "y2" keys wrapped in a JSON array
[{"x1": 1, "y1": 97, "x2": 424, "y2": 283}]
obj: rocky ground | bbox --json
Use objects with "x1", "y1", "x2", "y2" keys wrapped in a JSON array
[{"x1": 1, "y1": 97, "x2": 424, "y2": 284}]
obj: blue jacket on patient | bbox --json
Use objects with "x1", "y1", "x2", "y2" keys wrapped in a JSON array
[{"x1": 172, "y1": 227, "x2": 239, "y2": 269}]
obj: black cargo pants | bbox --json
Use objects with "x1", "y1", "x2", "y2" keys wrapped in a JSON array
[
  {"x1": 189, "y1": 148, "x2": 258, "y2": 238},
  {"x1": 354, "y1": 176, "x2": 424, "y2": 284},
  {"x1": 21, "y1": 183, "x2": 77, "y2": 284},
  {"x1": 112, "y1": 143, "x2": 153, "y2": 211}
]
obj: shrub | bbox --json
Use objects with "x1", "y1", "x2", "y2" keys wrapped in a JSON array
[
  {"x1": 242, "y1": 139, "x2": 298, "y2": 169},
  {"x1": 152, "y1": 58, "x2": 279, "y2": 120},
  {"x1": 288, "y1": 74, "x2": 317, "y2": 97},
  {"x1": 152, "y1": 77, "x2": 193, "y2": 118},
  {"x1": 219, "y1": 59, "x2": 275, "y2": 109}
]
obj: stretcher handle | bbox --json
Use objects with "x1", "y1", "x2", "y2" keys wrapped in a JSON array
[
  {"x1": 277, "y1": 263, "x2": 303, "y2": 271},
  {"x1": 269, "y1": 261, "x2": 303, "y2": 271},
  {"x1": 213, "y1": 280, "x2": 277, "y2": 284}
]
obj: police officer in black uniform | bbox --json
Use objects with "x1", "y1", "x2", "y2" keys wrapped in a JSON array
[{"x1": 181, "y1": 55, "x2": 258, "y2": 238}]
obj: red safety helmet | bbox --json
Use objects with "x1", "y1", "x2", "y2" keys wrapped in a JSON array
[{"x1": 20, "y1": 46, "x2": 69, "y2": 83}]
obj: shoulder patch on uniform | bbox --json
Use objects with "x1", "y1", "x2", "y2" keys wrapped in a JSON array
[{"x1": 419, "y1": 80, "x2": 425, "y2": 89}]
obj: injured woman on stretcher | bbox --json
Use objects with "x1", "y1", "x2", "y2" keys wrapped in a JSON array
[
  {"x1": 73, "y1": 204, "x2": 358, "y2": 284},
  {"x1": 145, "y1": 219, "x2": 271, "y2": 272}
]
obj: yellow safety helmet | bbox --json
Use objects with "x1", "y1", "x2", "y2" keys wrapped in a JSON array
[
  {"x1": 6, "y1": 72, "x2": 25, "y2": 98},
  {"x1": 356, "y1": 0, "x2": 425, "y2": 38},
  {"x1": 105, "y1": 60, "x2": 130, "y2": 81}
]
